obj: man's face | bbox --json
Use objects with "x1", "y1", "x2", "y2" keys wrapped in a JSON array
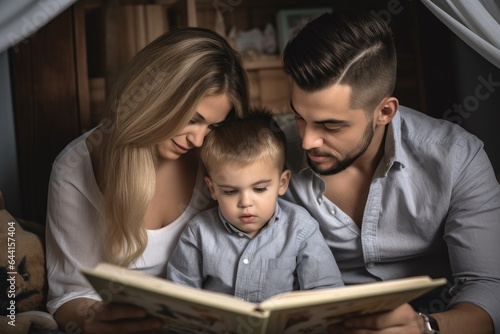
[{"x1": 291, "y1": 83, "x2": 375, "y2": 175}]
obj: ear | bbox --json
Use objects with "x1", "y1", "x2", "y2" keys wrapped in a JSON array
[
  {"x1": 375, "y1": 97, "x2": 399, "y2": 126},
  {"x1": 204, "y1": 176, "x2": 218, "y2": 200},
  {"x1": 278, "y1": 169, "x2": 291, "y2": 196}
]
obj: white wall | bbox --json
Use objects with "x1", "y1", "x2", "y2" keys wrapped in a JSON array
[{"x1": 0, "y1": 50, "x2": 21, "y2": 216}]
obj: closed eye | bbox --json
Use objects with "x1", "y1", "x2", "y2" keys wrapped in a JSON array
[
  {"x1": 188, "y1": 112, "x2": 206, "y2": 126},
  {"x1": 254, "y1": 187, "x2": 267, "y2": 193},
  {"x1": 223, "y1": 189, "x2": 237, "y2": 195},
  {"x1": 323, "y1": 125, "x2": 342, "y2": 133},
  {"x1": 208, "y1": 122, "x2": 225, "y2": 130}
]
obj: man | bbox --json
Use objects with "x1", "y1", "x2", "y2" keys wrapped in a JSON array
[{"x1": 282, "y1": 10, "x2": 500, "y2": 334}]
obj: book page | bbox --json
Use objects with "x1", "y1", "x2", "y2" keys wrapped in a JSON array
[
  {"x1": 262, "y1": 277, "x2": 446, "y2": 334},
  {"x1": 81, "y1": 264, "x2": 269, "y2": 334},
  {"x1": 82, "y1": 265, "x2": 445, "y2": 334}
]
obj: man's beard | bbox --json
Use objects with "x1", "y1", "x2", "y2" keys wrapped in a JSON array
[{"x1": 307, "y1": 121, "x2": 374, "y2": 176}]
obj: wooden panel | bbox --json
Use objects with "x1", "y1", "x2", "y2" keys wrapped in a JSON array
[
  {"x1": 74, "y1": 0, "x2": 92, "y2": 132},
  {"x1": 246, "y1": 70, "x2": 261, "y2": 108},
  {"x1": 258, "y1": 68, "x2": 290, "y2": 114},
  {"x1": 246, "y1": 65, "x2": 291, "y2": 114},
  {"x1": 105, "y1": 0, "x2": 125, "y2": 96},
  {"x1": 10, "y1": 7, "x2": 80, "y2": 224},
  {"x1": 9, "y1": 42, "x2": 36, "y2": 220}
]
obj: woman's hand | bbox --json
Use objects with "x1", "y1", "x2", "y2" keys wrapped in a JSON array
[
  {"x1": 327, "y1": 303, "x2": 424, "y2": 334},
  {"x1": 55, "y1": 299, "x2": 163, "y2": 333},
  {"x1": 83, "y1": 302, "x2": 163, "y2": 333}
]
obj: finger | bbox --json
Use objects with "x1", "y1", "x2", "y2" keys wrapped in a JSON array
[
  {"x1": 93, "y1": 303, "x2": 148, "y2": 321},
  {"x1": 85, "y1": 317, "x2": 163, "y2": 334},
  {"x1": 343, "y1": 304, "x2": 418, "y2": 329},
  {"x1": 329, "y1": 323, "x2": 424, "y2": 334}
]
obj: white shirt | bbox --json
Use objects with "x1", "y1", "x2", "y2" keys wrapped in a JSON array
[{"x1": 45, "y1": 129, "x2": 214, "y2": 314}]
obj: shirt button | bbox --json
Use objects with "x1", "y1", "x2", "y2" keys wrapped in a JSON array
[
  {"x1": 317, "y1": 197, "x2": 323, "y2": 204},
  {"x1": 366, "y1": 262, "x2": 375, "y2": 268},
  {"x1": 330, "y1": 208, "x2": 336, "y2": 215},
  {"x1": 238, "y1": 232, "x2": 244, "y2": 237},
  {"x1": 243, "y1": 258, "x2": 249, "y2": 264}
]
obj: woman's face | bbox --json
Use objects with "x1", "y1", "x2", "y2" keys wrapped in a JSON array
[{"x1": 156, "y1": 94, "x2": 233, "y2": 160}]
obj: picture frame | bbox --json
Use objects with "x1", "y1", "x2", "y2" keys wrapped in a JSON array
[{"x1": 277, "y1": 7, "x2": 333, "y2": 53}]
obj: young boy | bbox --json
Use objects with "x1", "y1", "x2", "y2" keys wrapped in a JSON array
[{"x1": 166, "y1": 109, "x2": 343, "y2": 303}]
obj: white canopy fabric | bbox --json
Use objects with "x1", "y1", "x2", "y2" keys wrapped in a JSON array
[
  {"x1": 0, "y1": 0, "x2": 77, "y2": 53},
  {"x1": 420, "y1": 0, "x2": 500, "y2": 69}
]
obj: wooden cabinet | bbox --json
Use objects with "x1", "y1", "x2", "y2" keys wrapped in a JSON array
[
  {"x1": 245, "y1": 59, "x2": 291, "y2": 113},
  {"x1": 180, "y1": 0, "x2": 426, "y2": 114},
  {"x1": 9, "y1": 7, "x2": 82, "y2": 224}
]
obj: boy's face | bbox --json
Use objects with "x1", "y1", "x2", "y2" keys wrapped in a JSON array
[{"x1": 205, "y1": 159, "x2": 291, "y2": 238}]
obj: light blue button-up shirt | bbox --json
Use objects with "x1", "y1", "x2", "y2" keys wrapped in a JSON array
[
  {"x1": 167, "y1": 198, "x2": 344, "y2": 303},
  {"x1": 283, "y1": 106, "x2": 500, "y2": 329}
]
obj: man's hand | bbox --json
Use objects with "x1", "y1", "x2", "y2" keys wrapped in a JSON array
[
  {"x1": 327, "y1": 303, "x2": 424, "y2": 334},
  {"x1": 327, "y1": 302, "x2": 493, "y2": 334}
]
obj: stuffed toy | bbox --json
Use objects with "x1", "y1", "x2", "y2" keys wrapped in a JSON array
[{"x1": 0, "y1": 191, "x2": 58, "y2": 333}]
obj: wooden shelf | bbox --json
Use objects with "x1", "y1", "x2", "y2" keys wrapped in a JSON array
[{"x1": 244, "y1": 57, "x2": 282, "y2": 70}]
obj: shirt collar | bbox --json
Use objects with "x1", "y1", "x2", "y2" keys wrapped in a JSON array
[
  {"x1": 218, "y1": 201, "x2": 282, "y2": 236},
  {"x1": 383, "y1": 110, "x2": 407, "y2": 172}
]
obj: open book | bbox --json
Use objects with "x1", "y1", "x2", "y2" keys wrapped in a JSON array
[{"x1": 81, "y1": 263, "x2": 446, "y2": 334}]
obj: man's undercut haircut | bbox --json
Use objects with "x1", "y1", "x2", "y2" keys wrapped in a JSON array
[
  {"x1": 283, "y1": 10, "x2": 397, "y2": 112},
  {"x1": 201, "y1": 108, "x2": 287, "y2": 173}
]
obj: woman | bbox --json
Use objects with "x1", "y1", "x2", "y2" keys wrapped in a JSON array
[{"x1": 45, "y1": 27, "x2": 249, "y2": 332}]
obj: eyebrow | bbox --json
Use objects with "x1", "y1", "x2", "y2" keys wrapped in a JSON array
[
  {"x1": 289, "y1": 100, "x2": 349, "y2": 126},
  {"x1": 193, "y1": 112, "x2": 205, "y2": 121},
  {"x1": 218, "y1": 179, "x2": 272, "y2": 188}
]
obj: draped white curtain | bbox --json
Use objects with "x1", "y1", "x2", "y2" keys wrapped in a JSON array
[
  {"x1": 0, "y1": 0, "x2": 77, "y2": 53},
  {"x1": 420, "y1": 0, "x2": 500, "y2": 69}
]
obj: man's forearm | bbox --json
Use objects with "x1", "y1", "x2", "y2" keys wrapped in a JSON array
[{"x1": 433, "y1": 302, "x2": 493, "y2": 334}]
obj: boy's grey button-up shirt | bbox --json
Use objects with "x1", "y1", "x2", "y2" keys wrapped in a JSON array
[
  {"x1": 167, "y1": 198, "x2": 344, "y2": 303},
  {"x1": 283, "y1": 106, "x2": 500, "y2": 329}
]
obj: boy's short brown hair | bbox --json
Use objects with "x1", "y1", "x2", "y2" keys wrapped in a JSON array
[{"x1": 201, "y1": 108, "x2": 287, "y2": 174}]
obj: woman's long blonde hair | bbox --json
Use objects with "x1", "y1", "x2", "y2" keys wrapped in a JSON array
[{"x1": 98, "y1": 27, "x2": 249, "y2": 266}]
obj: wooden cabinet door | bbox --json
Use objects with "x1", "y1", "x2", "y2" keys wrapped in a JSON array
[{"x1": 9, "y1": 6, "x2": 82, "y2": 224}]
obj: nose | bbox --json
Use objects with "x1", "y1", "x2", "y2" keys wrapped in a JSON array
[
  {"x1": 238, "y1": 191, "x2": 253, "y2": 208},
  {"x1": 299, "y1": 124, "x2": 323, "y2": 150},
  {"x1": 187, "y1": 127, "x2": 207, "y2": 148}
]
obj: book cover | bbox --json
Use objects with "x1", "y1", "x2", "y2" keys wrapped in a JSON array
[{"x1": 81, "y1": 263, "x2": 446, "y2": 334}]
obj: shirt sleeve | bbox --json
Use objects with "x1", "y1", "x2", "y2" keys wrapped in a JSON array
[
  {"x1": 166, "y1": 220, "x2": 204, "y2": 288},
  {"x1": 445, "y1": 138, "x2": 500, "y2": 330},
  {"x1": 295, "y1": 214, "x2": 344, "y2": 290},
  {"x1": 45, "y1": 152, "x2": 103, "y2": 315}
]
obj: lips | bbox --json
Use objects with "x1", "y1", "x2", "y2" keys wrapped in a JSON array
[
  {"x1": 172, "y1": 140, "x2": 189, "y2": 154},
  {"x1": 307, "y1": 152, "x2": 330, "y2": 163},
  {"x1": 239, "y1": 214, "x2": 256, "y2": 223}
]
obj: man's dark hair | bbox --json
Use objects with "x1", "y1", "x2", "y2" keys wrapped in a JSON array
[{"x1": 283, "y1": 10, "x2": 397, "y2": 112}]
